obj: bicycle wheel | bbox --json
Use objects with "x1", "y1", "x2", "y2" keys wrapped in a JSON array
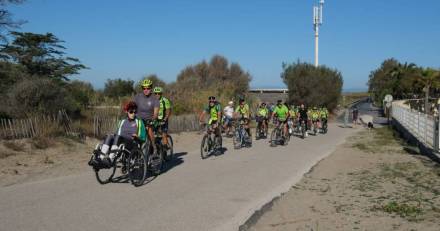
[
  {"x1": 150, "y1": 140, "x2": 163, "y2": 176},
  {"x1": 301, "y1": 123, "x2": 306, "y2": 139},
  {"x1": 164, "y1": 135, "x2": 174, "y2": 161},
  {"x1": 93, "y1": 155, "x2": 117, "y2": 185},
  {"x1": 283, "y1": 128, "x2": 290, "y2": 145},
  {"x1": 215, "y1": 135, "x2": 223, "y2": 154},
  {"x1": 128, "y1": 147, "x2": 147, "y2": 187},
  {"x1": 255, "y1": 125, "x2": 260, "y2": 140},
  {"x1": 233, "y1": 128, "x2": 242, "y2": 149},
  {"x1": 270, "y1": 128, "x2": 278, "y2": 147},
  {"x1": 200, "y1": 135, "x2": 210, "y2": 159}
]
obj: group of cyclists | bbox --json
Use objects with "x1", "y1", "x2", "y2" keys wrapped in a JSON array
[
  {"x1": 89, "y1": 79, "x2": 331, "y2": 185},
  {"x1": 199, "y1": 95, "x2": 330, "y2": 148},
  {"x1": 89, "y1": 79, "x2": 172, "y2": 170}
]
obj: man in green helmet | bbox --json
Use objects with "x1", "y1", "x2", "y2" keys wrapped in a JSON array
[
  {"x1": 153, "y1": 86, "x2": 172, "y2": 149},
  {"x1": 134, "y1": 79, "x2": 160, "y2": 155},
  {"x1": 235, "y1": 97, "x2": 252, "y2": 139},
  {"x1": 271, "y1": 100, "x2": 290, "y2": 139},
  {"x1": 199, "y1": 96, "x2": 222, "y2": 138}
]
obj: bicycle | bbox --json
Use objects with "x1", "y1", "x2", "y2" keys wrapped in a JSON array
[
  {"x1": 89, "y1": 140, "x2": 147, "y2": 187},
  {"x1": 311, "y1": 120, "x2": 318, "y2": 136},
  {"x1": 299, "y1": 119, "x2": 307, "y2": 139},
  {"x1": 154, "y1": 121, "x2": 174, "y2": 162},
  {"x1": 234, "y1": 119, "x2": 252, "y2": 149},
  {"x1": 255, "y1": 117, "x2": 268, "y2": 140},
  {"x1": 143, "y1": 121, "x2": 164, "y2": 176},
  {"x1": 222, "y1": 116, "x2": 234, "y2": 138},
  {"x1": 270, "y1": 119, "x2": 289, "y2": 147},
  {"x1": 287, "y1": 118, "x2": 296, "y2": 138},
  {"x1": 321, "y1": 118, "x2": 328, "y2": 134},
  {"x1": 200, "y1": 123, "x2": 223, "y2": 159}
]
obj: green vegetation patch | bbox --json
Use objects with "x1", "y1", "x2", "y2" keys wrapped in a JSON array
[
  {"x1": 351, "y1": 127, "x2": 405, "y2": 154},
  {"x1": 381, "y1": 201, "x2": 423, "y2": 218}
]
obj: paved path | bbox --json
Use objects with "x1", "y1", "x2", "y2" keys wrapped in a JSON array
[{"x1": 0, "y1": 123, "x2": 358, "y2": 231}]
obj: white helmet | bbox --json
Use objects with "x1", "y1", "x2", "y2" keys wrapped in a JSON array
[{"x1": 228, "y1": 101, "x2": 233, "y2": 105}]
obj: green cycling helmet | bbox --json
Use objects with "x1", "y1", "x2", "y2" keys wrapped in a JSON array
[
  {"x1": 141, "y1": 79, "x2": 153, "y2": 88},
  {"x1": 153, "y1": 87, "x2": 163, "y2": 93}
]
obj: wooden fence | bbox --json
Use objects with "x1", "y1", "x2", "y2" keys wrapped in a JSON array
[
  {"x1": 0, "y1": 110, "x2": 77, "y2": 139},
  {"x1": 89, "y1": 114, "x2": 201, "y2": 138},
  {"x1": 1, "y1": 111, "x2": 200, "y2": 140}
]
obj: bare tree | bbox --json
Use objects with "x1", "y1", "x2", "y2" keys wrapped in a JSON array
[{"x1": 0, "y1": 0, "x2": 25, "y2": 42}]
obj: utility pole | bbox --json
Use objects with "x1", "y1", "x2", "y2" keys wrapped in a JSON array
[{"x1": 313, "y1": 0, "x2": 324, "y2": 67}]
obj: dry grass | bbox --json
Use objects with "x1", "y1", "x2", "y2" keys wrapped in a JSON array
[
  {"x1": 341, "y1": 92, "x2": 369, "y2": 107},
  {"x1": 4, "y1": 141, "x2": 25, "y2": 152},
  {"x1": 31, "y1": 136, "x2": 54, "y2": 149}
]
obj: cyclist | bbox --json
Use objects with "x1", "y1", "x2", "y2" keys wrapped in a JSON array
[
  {"x1": 311, "y1": 106, "x2": 320, "y2": 131},
  {"x1": 298, "y1": 103, "x2": 308, "y2": 136},
  {"x1": 134, "y1": 79, "x2": 160, "y2": 155},
  {"x1": 271, "y1": 100, "x2": 290, "y2": 139},
  {"x1": 223, "y1": 101, "x2": 235, "y2": 137},
  {"x1": 90, "y1": 101, "x2": 146, "y2": 169},
  {"x1": 153, "y1": 86, "x2": 172, "y2": 149},
  {"x1": 320, "y1": 106, "x2": 329, "y2": 131},
  {"x1": 235, "y1": 97, "x2": 251, "y2": 138},
  {"x1": 256, "y1": 102, "x2": 269, "y2": 135},
  {"x1": 199, "y1": 96, "x2": 222, "y2": 138},
  {"x1": 288, "y1": 105, "x2": 298, "y2": 132}
]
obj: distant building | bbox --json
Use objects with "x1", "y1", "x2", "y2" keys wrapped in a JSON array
[{"x1": 248, "y1": 88, "x2": 288, "y2": 103}]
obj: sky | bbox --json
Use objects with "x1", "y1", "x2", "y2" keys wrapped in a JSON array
[{"x1": 6, "y1": 0, "x2": 440, "y2": 90}]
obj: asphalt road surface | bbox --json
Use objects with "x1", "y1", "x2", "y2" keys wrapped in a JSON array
[
  {"x1": 0, "y1": 123, "x2": 358, "y2": 231},
  {"x1": 338, "y1": 98, "x2": 388, "y2": 125}
]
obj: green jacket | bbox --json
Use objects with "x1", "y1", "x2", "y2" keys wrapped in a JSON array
[
  {"x1": 158, "y1": 96, "x2": 172, "y2": 120},
  {"x1": 116, "y1": 118, "x2": 146, "y2": 142}
]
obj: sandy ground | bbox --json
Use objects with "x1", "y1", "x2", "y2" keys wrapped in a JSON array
[
  {"x1": 0, "y1": 132, "x2": 202, "y2": 187},
  {"x1": 246, "y1": 127, "x2": 440, "y2": 231}
]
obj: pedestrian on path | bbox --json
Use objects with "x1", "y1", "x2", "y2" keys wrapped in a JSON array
[{"x1": 352, "y1": 107, "x2": 359, "y2": 127}]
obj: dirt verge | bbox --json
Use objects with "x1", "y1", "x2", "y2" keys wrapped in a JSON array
[{"x1": 246, "y1": 127, "x2": 440, "y2": 231}]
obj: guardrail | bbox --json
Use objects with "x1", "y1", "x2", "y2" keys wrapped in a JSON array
[{"x1": 392, "y1": 101, "x2": 438, "y2": 150}]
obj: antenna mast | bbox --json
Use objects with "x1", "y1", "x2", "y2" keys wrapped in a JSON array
[{"x1": 313, "y1": 0, "x2": 324, "y2": 67}]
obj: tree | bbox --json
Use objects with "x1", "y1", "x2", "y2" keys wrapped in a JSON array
[
  {"x1": 170, "y1": 55, "x2": 252, "y2": 114},
  {"x1": 66, "y1": 80, "x2": 95, "y2": 108},
  {"x1": 135, "y1": 74, "x2": 167, "y2": 93},
  {"x1": 6, "y1": 77, "x2": 77, "y2": 117},
  {"x1": 0, "y1": 32, "x2": 86, "y2": 80},
  {"x1": 103, "y1": 78, "x2": 134, "y2": 99},
  {"x1": 417, "y1": 68, "x2": 440, "y2": 114},
  {"x1": 368, "y1": 59, "x2": 400, "y2": 105},
  {"x1": 281, "y1": 61, "x2": 343, "y2": 111},
  {"x1": 0, "y1": 60, "x2": 26, "y2": 93},
  {"x1": 0, "y1": 0, "x2": 25, "y2": 42},
  {"x1": 367, "y1": 58, "x2": 438, "y2": 107}
]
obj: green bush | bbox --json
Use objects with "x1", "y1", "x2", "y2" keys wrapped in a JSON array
[
  {"x1": 103, "y1": 78, "x2": 134, "y2": 99},
  {"x1": 6, "y1": 77, "x2": 78, "y2": 118},
  {"x1": 168, "y1": 55, "x2": 252, "y2": 114},
  {"x1": 281, "y1": 61, "x2": 343, "y2": 110}
]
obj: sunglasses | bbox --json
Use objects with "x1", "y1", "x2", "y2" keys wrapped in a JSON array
[
  {"x1": 128, "y1": 110, "x2": 136, "y2": 114},
  {"x1": 209, "y1": 100, "x2": 215, "y2": 103},
  {"x1": 142, "y1": 87, "x2": 152, "y2": 90},
  {"x1": 154, "y1": 93, "x2": 161, "y2": 95}
]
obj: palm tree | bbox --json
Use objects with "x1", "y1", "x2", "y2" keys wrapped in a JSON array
[{"x1": 416, "y1": 68, "x2": 440, "y2": 114}]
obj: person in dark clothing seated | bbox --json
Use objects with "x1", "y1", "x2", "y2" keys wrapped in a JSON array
[{"x1": 89, "y1": 101, "x2": 146, "y2": 168}]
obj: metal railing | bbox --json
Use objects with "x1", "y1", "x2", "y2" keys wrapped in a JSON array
[{"x1": 392, "y1": 102, "x2": 437, "y2": 149}]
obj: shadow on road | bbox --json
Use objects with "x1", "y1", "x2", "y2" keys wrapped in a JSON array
[
  {"x1": 110, "y1": 152, "x2": 188, "y2": 187},
  {"x1": 161, "y1": 152, "x2": 187, "y2": 173}
]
